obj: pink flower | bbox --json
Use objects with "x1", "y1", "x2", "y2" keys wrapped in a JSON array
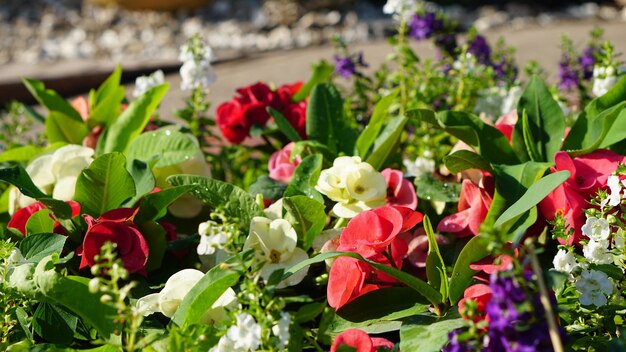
[
  {"x1": 540, "y1": 149, "x2": 626, "y2": 245},
  {"x1": 331, "y1": 328, "x2": 394, "y2": 352},
  {"x1": 437, "y1": 179, "x2": 492, "y2": 237},
  {"x1": 458, "y1": 284, "x2": 492, "y2": 323},
  {"x1": 382, "y1": 168, "x2": 418, "y2": 209},
  {"x1": 400, "y1": 228, "x2": 449, "y2": 268},
  {"x1": 268, "y1": 142, "x2": 301, "y2": 183}
]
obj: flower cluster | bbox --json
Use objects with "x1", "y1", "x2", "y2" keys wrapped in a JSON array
[
  {"x1": 334, "y1": 52, "x2": 368, "y2": 78},
  {"x1": 216, "y1": 82, "x2": 307, "y2": 144},
  {"x1": 179, "y1": 35, "x2": 217, "y2": 91},
  {"x1": 133, "y1": 69, "x2": 165, "y2": 98}
]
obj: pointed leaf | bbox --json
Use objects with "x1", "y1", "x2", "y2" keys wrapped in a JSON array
[
  {"x1": 268, "y1": 107, "x2": 302, "y2": 142},
  {"x1": 293, "y1": 60, "x2": 334, "y2": 102},
  {"x1": 366, "y1": 115, "x2": 408, "y2": 170},
  {"x1": 443, "y1": 150, "x2": 493, "y2": 174},
  {"x1": 284, "y1": 154, "x2": 324, "y2": 203},
  {"x1": 282, "y1": 195, "x2": 326, "y2": 250},
  {"x1": 448, "y1": 236, "x2": 490, "y2": 304},
  {"x1": 356, "y1": 90, "x2": 399, "y2": 158}
]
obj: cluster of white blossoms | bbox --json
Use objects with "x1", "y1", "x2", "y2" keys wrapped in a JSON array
[
  {"x1": 179, "y1": 37, "x2": 217, "y2": 91},
  {"x1": 132, "y1": 69, "x2": 165, "y2": 98},
  {"x1": 197, "y1": 220, "x2": 230, "y2": 256},
  {"x1": 575, "y1": 269, "x2": 614, "y2": 307},
  {"x1": 382, "y1": 0, "x2": 417, "y2": 19},
  {"x1": 210, "y1": 313, "x2": 262, "y2": 352},
  {"x1": 403, "y1": 152, "x2": 435, "y2": 179},
  {"x1": 8, "y1": 145, "x2": 94, "y2": 214},
  {"x1": 316, "y1": 156, "x2": 387, "y2": 218},
  {"x1": 474, "y1": 85, "x2": 523, "y2": 120},
  {"x1": 592, "y1": 65, "x2": 619, "y2": 97}
]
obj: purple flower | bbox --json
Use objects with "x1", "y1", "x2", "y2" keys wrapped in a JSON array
[
  {"x1": 444, "y1": 329, "x2": 473, "y2": 352},
  {"x1": 468, "y1": 35, "x2": 491, "y2": 65},
  {"x1": 558, "y1": 58, "x2": 579, "y2": 90},
  {"x1": 333, "y1": 52, "x2": 367, "y2": 79},
  {"x1": 492, "y1": 59, "x2": 519, "y2": 82},
  {"x1": 408, "y1": 12, "x2": 442, "y2": 41},
  {"x1": 579, "y1": 47, "x2": 595, "y2": 80},
  {"x1": 435, "y1": 34, "x2": 457, "y2": 57}
]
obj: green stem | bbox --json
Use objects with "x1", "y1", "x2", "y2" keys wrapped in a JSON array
[{"x1": 398, "y1": 19, "x2": 408, "y2": 116}]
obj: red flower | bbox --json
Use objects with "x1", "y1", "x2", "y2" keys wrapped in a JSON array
[
  {"x1": 327, "y1": 256, "x2": 379, "y2": 309},
  {"x1": 331, "y1": 329, "x2": 394, "y2": 352},
  {"x1": 78, "y1": 208, "x2": 149, "y2": 275},
  {"x1": 437, "y1": 179, "x2": 492, "y2": 237},
  {"x1": 8, "y1": 201, "x2": 80, "y2": 235},
  {"x1": 382, "y1": 168, "x2": 418, "y2": 209},
  {"x1": 338, "y1": 205, "x2": 422, "y2": 258},
  {"x1": 539, "y1": 149, "x2": 626, "y2": 245},
  {"x1": 458, "y1": 284, "x2": 492, "y2": 323},
  {"x1": 275, "y1": 82, "x2": 307, "y2": 138}
]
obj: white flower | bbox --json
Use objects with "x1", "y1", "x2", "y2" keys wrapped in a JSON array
[
  {"x1": 383, "y1": 0, "x2": 417, "y2": 18},
  {"x1": 136, "y1": 269, "x2": 236, "y2": 323},
  {"x1": 501, "y1": 86, "x2": 523, "y2": 116},
  {"x1": 226, "y1": 313, "x2": 262, "y2": 351},
  {"x1": 179, "y1": 41, "x2": 214, "y2": 63},
  {"x1": 197, "y1": 221, "x2": 230, "y2": 256},
  {"x1": 592, "y1": 65, "x2": 619, "y2": 97},
  {"x1": 582, "y1": 239, "x2": 613, "y2": 265},
  {"x1": 209, "y1": 335, "x2": 236, "y2": 352},
  {"x1": 601, "y1": 175, "x2": 622, "y2": 208},
  {"x1": 133, "y1": 70, "x2": 165, "y2": 98},
  {"x1": 8, "y1": 145, "x2": 94, "y2": 214},
  {"x1": 315, "y1": 156, "x2": 387, "y2": 218},
  {"x1": 403, "y1": 156, "x2": 435, "y2": 178},
  {"x1": 474, "y1": 87, "x2": 505, "y2": 120},
  {"x1": 615, "y1": 233, "x2": 625, "y2": 250},
  {"x1": 272, "y1": 312, "x2": 291, "y2": 349},
  {"x1": 581, "y1": 217, "x2": 611, "y2": 241},
  {"x1": 244, "y1": 217, "x2": 309, "y2": 288},
  {"x1": 575, "y1": 269, "x2": 613, "y2": 307},
  {"x1": 180, "y1": 59, "x2": 217, "y2": 91},
  {"x1": 552, "y1": 249, "x2": 578, "y2": 277}
]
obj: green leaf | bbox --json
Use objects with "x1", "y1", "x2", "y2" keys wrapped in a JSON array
[
  {"x1": 0, "y1": 143, "x2": 64, "y2": 163},
  {"x1": 282, "y1": 195, "x2": 326, "y2": 250},
  {"x1": 32, "y1": 303, "x2": 77, "y2": 344},
  {"x1": 25, "y1": 209, "x2": 55, "y2": 235},
  {"x1": 495, "y1": 170, "x2": 570, "y2": 228},
  {"x1": 443, "y1": 150, "x2": 493, "y2": 174},
  {"x1": 418, "y1": 110, "x2": 519, "y2": 165},
  {"x1": 101, "y1": 83, "x2": 169, "y2": 154},
  {"x1": 492, "y1": 162, "x2": 550, "y2": 206},
  {"x1": 38, "y1": 198, "x2": 73, "y2": 220},
  {"x1": 283, "y1": 154, "x2": 324, "y2": 203},
  {"x1": 400, "y1": 310, "x2": 465, "y2": 352},
  {"x1": 336, "y1": 287, "x2": 429, "y2": 324},
  {"x1": 139, "y1": 221, "x2": 167, "y2": 272},
  {"x1": 125, "y1": 127, "x2": 198, "y2": 168},
  {"x1": 171, "y1": 251, "x2": 253, "y2": 327},
  {"x1": 413, "y1": 174, "x2": 461, "y2": 203},
  {"x1": 587, "y1": 75, "x2": 626, "y2": 118},
  {"x1": 293, "y1": 60, "x2": 334, "y2": 102},
  {"x1": 507, "y1": 206, "x2": 538, "y2": 246},
  {"x1": 512, "y1": 75, "x2": 565, "y2": 162},
  {"x1": 283, "y1": 251, "x2": 443, "y2": 308},
  {"x1": 423, "y1": 216, "x2": 448, "y2": 300},
  {"x1": 136, "y1": 185, "x2": 196, "y2": 222},
  {"x1": 22, "y1": 78, "x2": 82, "y2": 122},
  {"x1": 167, "y1": 175, "x2": 263, "y2": 230},
  {"x1": 0, "y1": 164, "x2": 47, "y2": 198},
  {"x1": 45, "y1": 111, "x2": 89, "y2": 144},
  {"x1": 448, "y1": 236, "x2": 490, "y2": 304},
  {"x1": 19, "y1": 233, "x2": 66, "y2": 263},
  {"x1": 566, "y1": 102, "x2": 626, "y2": 156},
  {"x1": 125, "y1": 158, "x2": 156, "y2": 206},
  {"x1": 268, "y1": 107, "x2": 302, "y2": 142},
  {"x1": 365, "y1": 114, "x2": 408, "y2": 170},
  {"x1": 248, "y1": 176, "x2": 287, "y2": 201},
  {"x1": 89, "y1": 65, "x2": 124, "y2": 127},
  {"x1": 74, "y1": 152, "x2": 136, "y2": 216},
  {"x1": 295, "y1": 302, "x2": 327, "y2": 324},
  {"x1": 356, "y1": 90, "x2": 399, "y2": 158}
]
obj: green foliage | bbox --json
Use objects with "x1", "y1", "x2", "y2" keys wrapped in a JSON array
[
  {"x1": 125, "y1": 127, "x2": 198, "y2": 169},
  {"x1": 283, "y1": 154, "x2": 324, "y2": 203},
  {"x1": 282, "y1": 195, "x2": 326, "y2": 250},
  {"x1": 400, "y1": 310, "x2": 465, "y2": 352}
]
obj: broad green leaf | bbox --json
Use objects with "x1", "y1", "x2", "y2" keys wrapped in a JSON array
[
  {"x1": 356, "y1": 90, "x2": 399, "y2": 158},
  {"x1": 600, "y1": 108, "x2": 626, "y2": 148},
  {"x1": 45, "y1": 111, "x2": 89, "y2": 144},
  {"x1": 507, "y1": 206, "x2": 538, "y2": 246},
  {"x1": 171, "y1": 251, "x2": 253, "y2": 327},
  {"x1": 32, "y1": 303, "x2": 77, "y2": 344},
  {"x1": 587, "y1": 75, "x2": 626, "y2": 118},
  {"x1": 443, "y1": 150, "x2": 493, "y2": 174},
  {"x1": 125, "y1": 159, "x2": 156, "y2": 206},
  {"x1": 136, "y1": 185, "x2": 196, "y2": 222},
  {"x1": 512, "y1": 75, "x2": 565, "y2": 162},
  {"x1": 139, "y1": 220, "x2": 167, "y2": 272},
  {"x1": 248, "y1": 176, "x2": 287, "y2": 201},
  {"x1": 101, "y1": 83, "x2": 169, "y2": 154},
  {"x1": 295, "y1": 302, "x2": 327, "y2": 324},
  {"x1": 125, "y1": 127, "x2": 198, "y2": 168},
  {"x1": 19, "y1": 233, "x2": 66, "y2": 263},
  {"x1": 492, "y1": 162, "x2": 550, "y2": 205},
  {"x1": 421, "y1": 110, "x2": 519, "y2": 165},
  {"x1": 268, "y1": 107, "x2": 302, "y2": 142},
  {"x1": 336, "y1": 287, "x2": 429, "y2": 324},
  {"x1": 38, "y1": 198, "x2": 73, "y2": 220},
  {"x1": 25, "y1": 209, "x2": 55, "y2": 235},
  {"x1": 495, "y1": 170, "x2": 570, "y2": 228},
  {"x1": 88, "y1": 65, "x2": 124, "y2": 127},
  {"x1": 567, "y1": 102, "x2": 626, "y2": 156},
  {"x1": 167, "y1": 175, "x2": 263, "y2": 230},
  {"x1": 293, "y1": 60, "x2": 334, "y2": 102},
  {"x1": 22, "y1": 78, "x2": 82, "y2": 122},
  {"x1": 283, "y1": 154, "x2": 324, "y2": 203},
  {"x1": 282, "y1": 195, "x2": 326, "y2": 250},
  {"x1": 283, "y1": 251, "x2": 443, "y2": 308},
  {"x1": 0, "y1": 164, "x2": 47, "y2": 199},
  {"x1": 424, "y1": 216, "x2": 448, "y2": 300},
  {"x1": 448, "y1": 236, "x2": 490, "y2": 304},
  {"x1": 15, "y1": 307, "x2": 33, "y2": 341},
  {"x1": 74, "y1": 152, "x2": 136, "y2": 216},
  {"x1": 94, "y1": 65, "x2": 122, "y2": 105},
  {"x1": 413, "y1": 174, "x2": 461, "y2": 203},
  {"x1": 366, "y1": 114, "x2": 408, "y2": 170},
  {"x1": 399, "y1": 310, "x2": 465, "y2": 352},
  {"x1": 34, "y1": 258, "x2": 119, "y2": 339},
  {"x1": 0, "y1": 143, "x2": 65, "y2": 163}
]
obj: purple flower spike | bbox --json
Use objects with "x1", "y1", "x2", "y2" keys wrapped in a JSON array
[
  {"x1": 333, "y1": 52, "x2": 368, "y2": 79},
  {"x1": 408, "y1": 12, "x2": 442, "y2": 41},
  {"x1": 468, "y1": 35, "x2": 491, "y2": 65},
  {"x1": 579, "y1": 47, "x2": 595, "y2": 80},
  {"x1": 558, "y1": 58, "x2": 579, "y2": 90}
]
